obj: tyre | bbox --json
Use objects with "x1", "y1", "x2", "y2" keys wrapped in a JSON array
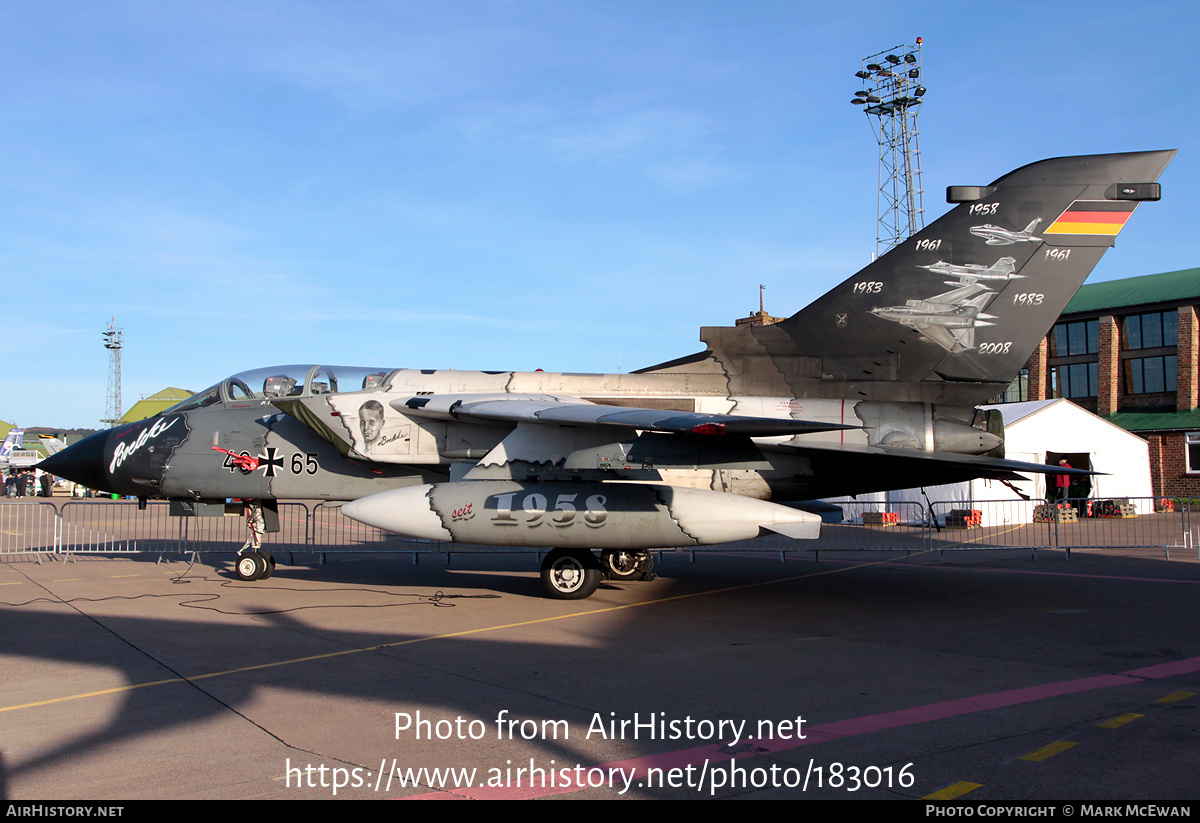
[
  {"x1": 540, "y1": 549, "x2": 602, "y2": 600},
  {"x1": 601, "y1": 549, "x2": 643, "y2": 580},
  {"x1": 235, "y1": 551, "x2": 266, "y2": 581}
]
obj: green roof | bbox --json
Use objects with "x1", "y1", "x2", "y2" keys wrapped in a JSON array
[
  {"x1": 120, "y1": 387, "x2": 194, "y2": 423},
  {"x1": 145, "y1": 387, "x2": 193, "y2": 401},
  {"x1": 1065, "y1": 267, "x2": 1200, "y2": 315},
  {"x1": 1105, "y1": 408, "x2": 1200, "y2": 433}
]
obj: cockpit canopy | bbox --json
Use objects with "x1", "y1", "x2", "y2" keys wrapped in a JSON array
[{"x1": 163, "y1": 365, "x2": 399, "y2": 415}]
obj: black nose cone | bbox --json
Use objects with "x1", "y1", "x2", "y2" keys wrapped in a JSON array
[{"x1": 38, "y1": 430, "x2": 112, "y2": 492}]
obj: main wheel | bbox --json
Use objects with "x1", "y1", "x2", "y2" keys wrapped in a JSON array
[
  {"x1": 634, "y1": 550, "x2": 655, "y2": 578},
  {"x1": 540, "y1": 549, "x2": 602, "y2": 600},
  {"x1": 235, "y1": 551, "x2": 267, "y2": 581},
  {"x1": 601, "y1": 549, "x2": 654, "y2": 580},
  {"x1": 601, "y1": 549, "x2": 645, "y2": 580}
]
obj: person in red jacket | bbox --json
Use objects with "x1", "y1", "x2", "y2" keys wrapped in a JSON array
[{"x1": 1055, "y1": 459, "x2": 1072, "y2": 502}]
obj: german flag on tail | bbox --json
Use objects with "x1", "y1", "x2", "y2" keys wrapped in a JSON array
[{"x1": 1043, "y1": 200, "x2": 1137, "y2": 236}]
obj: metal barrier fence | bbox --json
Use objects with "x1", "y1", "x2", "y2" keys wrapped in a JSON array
[
  {"x1": 1039, "y1": 497, "x2": 1190, "y2": 559},
  {"x1": 0, "y1": 501, "x2": 59, "y2": 556},
  {"x1": 53, "y1": 501, "x2": 315, "y2": 555},
  {"x1": 0, "y1": 496, "x2": 1195, "y2": 561},
  {"x1": 805, "y1": 501, "x2": 930, "y2": 560},
  {"x1": 922, "y1": 497, "x2": 1190, "y2": 559}
]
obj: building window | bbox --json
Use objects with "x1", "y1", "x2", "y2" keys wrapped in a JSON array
[
  {"x1": 1188, "y1": 432, "x2": 1200, "y2": 474},
  {"x1": 991, "y1": 368, "x2": 1028, "y2": 404},
  {"x1": 1126, "y1": 355, "x2": 1177, "y2": 394},
  {"x1": 1052, "y1": 362, "x2": 1098, "y2": 398},
  {"x1": 1124, "y1": 311, "x2": 1178, "y2": 349},
  {"x1": 1052, "y1": 320, "x2": 1099, "y2": 356}
]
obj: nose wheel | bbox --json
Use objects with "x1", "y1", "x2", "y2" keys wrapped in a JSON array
[
  {"x1": 539, "y1": 548, "x2": 602, "y2": 600},
  {"x1": 235, "y1": 550, "x2": 275, "y2": 581}
]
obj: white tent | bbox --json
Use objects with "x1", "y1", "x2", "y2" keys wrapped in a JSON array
[{"x1": 829, "y1": 398, "x2": 1154, "y2": 526}]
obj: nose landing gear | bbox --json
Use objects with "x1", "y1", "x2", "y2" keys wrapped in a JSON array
[{"x1": 235, "y1": 550, "x2": 275, "y2": 581}]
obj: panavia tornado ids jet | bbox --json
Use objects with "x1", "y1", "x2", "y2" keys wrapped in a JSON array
[
  {"x1": 869, "y1": 282, "x2": 999, "y2": 354},
  {"x1": 41, "y1": 150, "x2": 1174, "y2": 599}
]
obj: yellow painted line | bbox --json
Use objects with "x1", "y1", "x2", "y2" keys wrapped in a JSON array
[
  {"x1": 52, "y1": 578, "x2": 82, "y2": 582},
  {"x1": 0, "y1": 581, "x2": 24, "y2": 586},
  {"x1": 1, "y1": 556, "x2": 888, "y2": 714},
  {"x1": 1021, "y1": 741, "x2": 1077, "y2": 762},
  {"x1": 932, "y1": 522, "x2": 1028, "y2": 551},
  {"x1": 1157, "y1": 691, "x2": 1195, "y2": 704},
  {"x1": 1, "y1": 677, "x2": 187, "y2": 711},
  {"x1": 112, "y1": 574, "x2": 140, "y2": 579},
  {"x1": 924, "y1": 781, "x2": 982, "y2": 800},
  {"x1": 1096, "y1": 713, "x2": 1142, "y2": 729}
]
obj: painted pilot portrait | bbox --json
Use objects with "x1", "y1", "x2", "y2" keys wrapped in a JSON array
[{"x1": 359, "y1": 400, "x2": 385, "y2": 450}]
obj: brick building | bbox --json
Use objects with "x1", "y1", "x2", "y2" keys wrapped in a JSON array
[{"x1": 994, "y1": 267, "x2": 1200, "y2": 501}]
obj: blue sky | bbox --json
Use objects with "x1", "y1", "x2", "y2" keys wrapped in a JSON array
[{"x1": 5, "y1": 1, "x2": 1197, "y2": 429}]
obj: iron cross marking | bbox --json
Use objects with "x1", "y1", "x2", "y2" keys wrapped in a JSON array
[{"x1": 259, "y1": 447, "x2": 284, "y2": 478}]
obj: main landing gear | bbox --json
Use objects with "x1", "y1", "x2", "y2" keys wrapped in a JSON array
[
  {"x1": 600, "y1": 549, "x2": 654, "y2": 581},
  {"x1": 235, "y1": 550, "x2": 276, "y2": 581},
  {"x1": 539, "y1": 548, "x2": 656, "y2": 599}
]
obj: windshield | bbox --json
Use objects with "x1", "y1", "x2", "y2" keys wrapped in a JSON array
[{"x1": 162, "y1": 364, "x2": 400, "y2": 415}]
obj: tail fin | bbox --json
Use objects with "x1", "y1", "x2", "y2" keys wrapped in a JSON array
[
  {"x1": 661, "y1": 150, "x2": 1175, "y2": 406},
  {"x1": 37, "y1": 434, "x2": 67, "y2": 456},
  {"x1": 0, "y1": 429, "x2": 24, "y2": 459}
]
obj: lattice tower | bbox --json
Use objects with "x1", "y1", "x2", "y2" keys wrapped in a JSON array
[
  {"x1": 102, "y1": 320, "x2": 123, "y2": 427},
  {"x1": 852, "y1": 39, "x2": 926, "y2": 255}
]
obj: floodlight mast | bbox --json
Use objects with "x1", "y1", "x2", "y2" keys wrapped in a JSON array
[
  {"x1": 102, "y1": 319, "x2": 123, "y2": 427},
  {"x1": 852, "y1": 39, "x2": 926, "y2": 256}
]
